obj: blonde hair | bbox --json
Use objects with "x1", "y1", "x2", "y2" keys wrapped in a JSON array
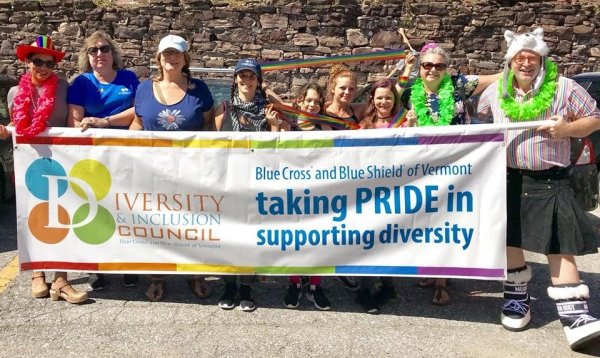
[
  {"x1": 78, "y1": 30, "x2": 123, "y2": 73},
  {"x1": 152, "y1": 51, "x2": 192, "y2": 82},
  {"x1": 326, "y1": 64, "x2": 357, "y2": 102}
]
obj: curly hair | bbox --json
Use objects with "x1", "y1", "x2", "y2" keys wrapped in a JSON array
[
  {"x1": 293, "y1": 83, "x2": 324, "y2": 113},
  {"x1": 326, "y1": 64, "x2": 357, "y2": 103},
  {"x1": 78, "y1": 30, "x2": 123, "y2": 73},
  {"x1": 359, "y1": 78, "x2": 400, "y2": 129}
]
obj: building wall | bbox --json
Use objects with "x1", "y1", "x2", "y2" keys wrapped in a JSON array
[{"x1": 1, "y1": 0, "x2": 598, "y2": 97}]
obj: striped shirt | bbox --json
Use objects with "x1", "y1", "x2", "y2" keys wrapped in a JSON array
[{"x1": 477, "y1": 76, "x2": 600, "y2": 170}]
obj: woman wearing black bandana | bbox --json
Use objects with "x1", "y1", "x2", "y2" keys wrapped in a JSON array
[{"x1": 214, "y1": 59, "x2": 280, "y2": 312}]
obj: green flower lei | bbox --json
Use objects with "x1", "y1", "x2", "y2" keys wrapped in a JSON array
[
  {"x1": 410, "y1": 74, "x2": 455, "y2": 127},
  {"x1": 498, "y1": 59, "x2": 557, "y2": 121}
]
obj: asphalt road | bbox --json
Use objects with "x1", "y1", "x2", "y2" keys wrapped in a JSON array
[{"x1": 0, "y1": 199, "x2": 599, "y2": 357}]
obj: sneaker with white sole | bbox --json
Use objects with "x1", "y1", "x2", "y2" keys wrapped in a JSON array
[
  {"x1": 239, "y1": 284, "x2": 256, "y2": 312},
  {"x1": 356, "y1": 289, "x2": 378, "y2": 314},
  {"x1": 90, "y1": 274, "x2": 107, "y2": 291},
  {"x1": 284, "y1": 283, "x2": 301, "y2": 309},
  {"x1": 306, "y1": 285, "x2": 331, "y2": 311},
  {"x1": 218, "y1": 282, "x2": 237, "y2": 310},
  {"x1": 307, "y1": 285, "x2": 331, "y2": 311},
  {"x1": 122, "y1": 274, "x2": 139, "y2": 287},
  {"x1": 501, "y1": 298, "x2": 531, "y2": 331}
]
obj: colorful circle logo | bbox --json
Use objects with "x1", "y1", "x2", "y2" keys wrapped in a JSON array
[{"x1": 25, "y1": 158, "x2": 116, "y2": 245}]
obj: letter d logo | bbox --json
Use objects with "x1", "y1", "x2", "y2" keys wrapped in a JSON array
[{"x1": 45, "y1": 175, "x2": 98, "y2": 228}]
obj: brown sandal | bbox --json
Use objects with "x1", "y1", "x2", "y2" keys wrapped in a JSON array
[
  {"x1": 189, "y1": 277, "x2": 213, "y2": 299},
  {"x1": 49, "y1": 281, "x2": 88, "y2": 304},
  {"x1": 432, "y1": 284, "x2": 451, "y2": 306},
  {"x1": 146, "y1": 279, "x2": 166, "y2": 302},
  {"x1": 31, "y1": 272, "x2": 49, "y2": 298},
  {"x1": 417, "y1": 278, "x2": 436, "y2": 289}
]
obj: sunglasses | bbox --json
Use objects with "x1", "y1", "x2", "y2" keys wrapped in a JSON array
[
  {"x1": 30, "y1": 58, "x2": 56, "y2": 69},
  {"x1": 87, "y1": 45, "x2": 111, "y2": 55},
  {"x1": 421, "y1": 62, "x2": 448, "y2": 71}
]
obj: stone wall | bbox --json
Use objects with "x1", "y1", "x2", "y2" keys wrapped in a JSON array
[{"x1": 0, "y1": 0, "x2": 598, "y2": 97}]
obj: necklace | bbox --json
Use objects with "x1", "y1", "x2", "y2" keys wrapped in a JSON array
[
  {"x1": 12, "y1": 72, "x2": 58, "y2": 138},
  {"x1": 410, "y1": 74, "x2": 455, "y2": 126},
  {"x1": 377, "y1": 113, "x2": 393, "y2": 120},
  {"x1": 499, "y1": 59, "x2": 557, "y2": 121}
]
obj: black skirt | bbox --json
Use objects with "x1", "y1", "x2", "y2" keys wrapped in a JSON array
[{"x1": 506, "y1": 167, "x2": 598, "y2": 255}]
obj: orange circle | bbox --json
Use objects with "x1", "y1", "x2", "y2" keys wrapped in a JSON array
[{"x1": 28, "y1": 203, "x2": 70, "y2": 244}]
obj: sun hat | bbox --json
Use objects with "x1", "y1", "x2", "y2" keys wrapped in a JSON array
[{"x1": 16, "y1": 35, "x2": 65, "y2": 63}]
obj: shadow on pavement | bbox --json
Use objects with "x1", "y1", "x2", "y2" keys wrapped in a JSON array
[{"x1": 0, "y1": 199, "x2": 17, "y2": 254}]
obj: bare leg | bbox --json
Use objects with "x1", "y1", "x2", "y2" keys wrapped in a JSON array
[
  {"x1": 547, "y1": 254, "x2": 580, "y2": 285},
  {"x1": 507, "y1": 246, "x2": 526, "y2": 270}
]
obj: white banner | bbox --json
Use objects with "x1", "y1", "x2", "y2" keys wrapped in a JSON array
[{"x1": 14, "y1": 125, "x2": 508, "y2": 279}]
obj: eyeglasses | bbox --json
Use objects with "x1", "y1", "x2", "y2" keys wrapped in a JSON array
[
  {"x1": 421, "y1": 62, "x2": 448, "y2": 71},
  {"x1": 513, "y1": 55, "x2": 540, "y2": 65},
  {"x1": 87, "y1": 45, "x2": 111, "y2": 55},
  {"x1": 30, "y1": 58, "x2": 56, "y2": 69}
]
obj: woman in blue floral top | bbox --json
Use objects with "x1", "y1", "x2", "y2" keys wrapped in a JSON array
[
  {"x1": 130, "y1": 35, "x2": 214, "y2": 302},
  {"x1": 404, "y1": 42, "x2": 500, "y2": 305},
  {"x1": 404, "y1": 42, "x2": 499, "y2": 127}
]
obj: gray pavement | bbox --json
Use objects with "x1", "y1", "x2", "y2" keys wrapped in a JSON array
[{"x1": 0, "y1": 199, "x2": 599, "y2": 357}]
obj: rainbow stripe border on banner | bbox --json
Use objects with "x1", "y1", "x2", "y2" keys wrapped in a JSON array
[
  {"x1": 259, "y1": 48, "x2": 406, "y2": 72},
  {"x1": 20, "y1": 261, "x2": 504, "y2": 278},
  {"x1": 16, "y1": 129, "x2": 506, "y2": 279},
  {"x1": 15, "y1": 133, "x2": 504, "y2": 148}
]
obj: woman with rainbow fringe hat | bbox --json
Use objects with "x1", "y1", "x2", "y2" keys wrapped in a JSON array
[{"x1": 0, "y1": 35, "x2": 88, "y2": 304}]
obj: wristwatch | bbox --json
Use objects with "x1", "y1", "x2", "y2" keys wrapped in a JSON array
[{"x1": 103, "y1": 116, "x2": 111, "y2": 127}]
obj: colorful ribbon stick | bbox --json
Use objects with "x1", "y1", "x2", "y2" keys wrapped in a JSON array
[
  {"x1": 387, "y1": 107, "x2": 408, "y2": 128},
  {"x1": 260, "y1": 48, "x2": 406, "y2": 72},
  {"x1": 270, "y1": 103, "x2": 361, "y2": 130}
]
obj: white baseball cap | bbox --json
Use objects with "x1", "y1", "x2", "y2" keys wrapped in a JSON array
[{"x1": 158, "y1": 35, "x2": 189, "y2": 53}]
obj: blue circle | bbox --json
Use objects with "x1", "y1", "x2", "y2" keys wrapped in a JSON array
[{"x1": 25, "y1": 158, "x2": 67, "y2": 200}]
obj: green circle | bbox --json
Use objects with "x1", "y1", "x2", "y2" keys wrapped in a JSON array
[
  {"x1": 69, "y1": 159, "x2": 111, "y2": 201},
  {"x1": 73, "y1": 204, "x2": 116, "y2": 245}
]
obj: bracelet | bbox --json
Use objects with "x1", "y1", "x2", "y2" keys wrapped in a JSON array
[
  {"x1": 103, "y1": 116, "x2": 111, "y2": 127},
  {"x1": 397, "y1": 75, "x2": 409, "y2": 88}
]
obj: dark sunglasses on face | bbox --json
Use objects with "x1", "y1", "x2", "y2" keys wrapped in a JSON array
[
  {"x1": 30, "y1": 58, "x2": 56, "y2": 69},
  {"x1": 87, "y1": 45, "x2": 111, "y2": 55},
  {"x1": 421, "y1": 62, "x2": 448, "y2": 71}
]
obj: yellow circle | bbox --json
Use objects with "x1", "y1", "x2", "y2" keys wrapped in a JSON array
[{"x1": 69, "y1": 159, "x2": 111, "y2": 200}]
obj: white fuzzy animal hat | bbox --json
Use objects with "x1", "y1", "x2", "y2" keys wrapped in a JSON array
[
  {"x1": 501, "y1": 28, "x2": 550, "y2": 98},
  {"x1": 504, "y1": 28, "x2": 549, "y2": 61}
]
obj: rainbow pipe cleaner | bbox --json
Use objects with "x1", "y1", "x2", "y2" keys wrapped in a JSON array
[
  {"x1": 270, "y1": 103, "x2": 361, "y2": 130},
  {"x1": 260, "y1": 48, "x2": 406, "y2": 72},
  {"x1": 388, "y1": 107, "x2": 408, "y2": 128}
]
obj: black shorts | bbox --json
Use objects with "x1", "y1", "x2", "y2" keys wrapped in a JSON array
[{"x1": 506, "y1": 167, "x2": 598, "y2": 255}]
